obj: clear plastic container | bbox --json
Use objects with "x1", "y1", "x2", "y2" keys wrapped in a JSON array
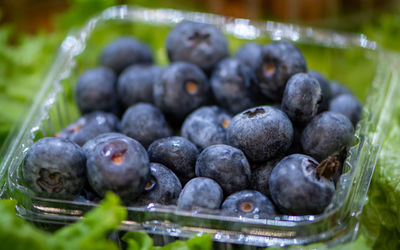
[{"x1": 1, "y1": 5, "x2": 400, "y2": 248}]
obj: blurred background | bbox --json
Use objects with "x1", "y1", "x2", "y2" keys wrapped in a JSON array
[{"x1": 1, "y1": 0, "x2": 399, "y2": 32}]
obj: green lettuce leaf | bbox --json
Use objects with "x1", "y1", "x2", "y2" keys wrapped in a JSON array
[
  {"x1": 50, "y1": 192, "x2": 127, "y2": 250},
  {"x1": 122, "y1": 231, "x2": 155, "y2": 250},
  {"x1": 160, "y1": 234, "x2": 212, "y2": 250},
  {"x1": 0, "y1": 199, "x2": 49, "y2": 250},
  {"x1": 122, "y1": 231, "x2": 213, "y2": 250},
  {"x1": 360, "y1": 122, "x2": 400, "y2": 249},
  {"x1": 0, "y1": 192, "x2": 126, "y2": 250}
]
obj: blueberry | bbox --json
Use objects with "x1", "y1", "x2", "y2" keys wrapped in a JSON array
[
  {"x1": 75, "y1": 187, "x2": 102, "y2": 203},
  {"x1": 286, "y1": 126, "x2": 304, "y2": 155},
  {"x1": 153, "y1": 62, "x2": 211, "y2": 120},
  {"x1": 134, "y1": 163, "x2": 182, "y2": 206},
  {"x1": 269, "y1": 154, "x2": 336, "y2": 215},
  {"x1": 330, "y1": 81, "x2": 352, "y2": 98},
  {"x1": 73, "y1": 195, "x2": 93, "y2": 203},
  {"x1": 181, "y1": 106, "x2": 232, "y2": 150},
  {"x1": 221, "y1": 190, "x2": 276, "y2": 218},
  {"x1": 86, "y1": 134, "x2": 150, "y2": 203},
  {"x1": 281, "y1": 73, "x2": 322, "y2": 125},
  {"x1": 166, "y1": 21, "x2": 228, "y2": 72},
  {"x1": 195, "y1": 144, "x2": 251, "y2": 195},
  {"x1": 177, "y1": 177, "x2": 223, "y2": 210},
  {"x1": 75, "y1": 67, "x2": 119, "y2": 115},
  {"x1": 148, "y1": 136, "x2": 199, "y2": 184},
  {"x1": 227, "y1": 105, "x2": 293, "y2": 162},
  {"x1": 250, "y1": 157, "x2": 281, "y2": 197},
  {"x1": 56, "y1": 111, "x2": 120, "y2": 146},
  {"x1": 308, "y1": 71, "x2": 333, "y2": 112},
  {"x1": 301, "y1": 111, "x2": 354, "y2": 162},
  {"x1": 121, "y1": 103, "x2": 171, "y2": 148},
  {"x1": 100, "y1": 37, "x2": 153, "y2": 74},
  {"x1": 255, "y1": 41, "x2": 307, "y2": 101},
  {"x1": 117, "y1": 65, "x2": 162, "y2": 109},
  {"x1": 210, "y1": 58, "x2": 264, "y2": 114},
  {"x1": 235, "y1": 43, "x2": 263, "y2": 71},
  {"x1": 22, "y1": 137, "x2": 86, "y2": 199},
  {"x1": 329, "y1": 94, "x2": 362, "y2": 126}
]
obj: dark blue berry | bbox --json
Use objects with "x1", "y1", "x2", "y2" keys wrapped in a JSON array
[
  {"x1": 235, "y1": 43, "x2": 263, "y2": 71},
  {"x1": 269, "y1": 154, "x2": 335, "y2": 215},
  {"x1": 75, "y1": 187, "x2": 102, "y2": 203},
  {"x1": 286, "y1": 126, "x2": 304, "y2": 155},
  {"x1": 153, "y1": 62, "x2": 211, "y2": 120},
  {"x1": 22, "y1": 137, "x2": 86, "y2": 199},
  {"x1": 195, "y1": 144, "x2": 251, "y2": 195},
  {"x1": 330, "y1": 81, "x2": 352, "y2": 98},
  {"x1": 329, "y1": 94, "x2": 362, "y2": 126},
  {"x1": 301, "y1": 111, "x2": 354, "y2": 162},
  {"x1": 227, "y1": 105, "x2": 293, "y2": 162},
  {"x1": 100, "y1": 37, "x2": 153, "y2": 74},
  {"x1": 255, "y1": 41, "x2": 307, "y2": 101},
  {"x1": 308, "y1": 71, "x2": 333, "y2": 112},
  {"x1": 134, "y1": 163, "x2": 182, "y2": 206},
  {"x1": 121, "y1": 103, "x2": 171, "y2": 148},
  {"x1": 166, "y1": 21, "x2": 228, "y2": 72},
  {"x1": 56, "y1": 111, "x2": 120, "y2": 146},
  {"x1": 210, "y1": 58, "x2": 263, "y2": 114},
  {"x1": 75, "y1": 67, "x2": 119, "y2": 115},
  {"x1": 148, "y1": 136, "x2": 199, "y2": 184},
  {"x1": 181, "y1": 106, "x2": 232, "y2": 150},
  {"x1": 221, "y1": 190, "x2": 277, "y2": 218},
  {"x1": 117, "y1": 65, "x2": 162, "y2": 109},
  {"x1": 281, "y1": 73, "x2": 322, "y2": 125},
  {"x1": 250, "y1": 157, "x2": 281, "y2": 197},
  {"x1": 86, "y1": 134, "x2": 150, "y2": 203},
  {"x1": 177, "y1": 177, "x2": 223, "y2": 210}
]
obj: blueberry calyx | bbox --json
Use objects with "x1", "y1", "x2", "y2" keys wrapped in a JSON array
[
  {"x1": 188, "y1": 31, "x2": 210, "y2": 45},
  {"x1": 315, "y1": 155, "x2": 340, "y2": 180},
  {"x1": 37, "y1": 169, "x2": 63, "y2": 193},
  {"x1": 244, "y1": 108, "x2": 265, "y2": 118}
]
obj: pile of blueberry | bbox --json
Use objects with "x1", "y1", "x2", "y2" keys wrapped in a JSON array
[{"x1": 22, "y1": 21, "x2": 362, "y2": 218}]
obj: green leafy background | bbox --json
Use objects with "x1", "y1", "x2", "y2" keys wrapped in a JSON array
[{"x1": 1, "y1": 0, "x2": 400, "y2": 249}]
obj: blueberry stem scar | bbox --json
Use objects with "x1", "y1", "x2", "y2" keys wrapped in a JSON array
[
  {"x1": 145, "y1": 179, "x2": 155, "y2": 191},
  {"x1": 316, "y1": 155, "x2": 340, "y2": 179},
  {"x1": 185, "y1": 81, "x2": 199, "y2": 94},
  {"x1": 263, "y1": 62, "x2": 275, "y2": 76},
  {"x1": 240, "y1": 201, "x2": 254, "y2": 212},
  {"x1": 68, "y1": 124, "x2": 83, "y2": 133},
  {"x1": 221, "y1": 119, "x2": 230, "y2": 128},
  {"x1": 111, "y1": 151, "x2": 126, "y2": 164}
]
